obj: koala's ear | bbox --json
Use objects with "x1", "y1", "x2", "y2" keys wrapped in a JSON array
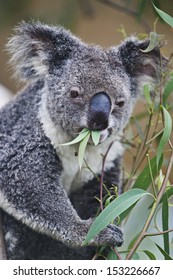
[
  {"x1": 7, "y1": 21, "x2": 81, "y2": 81},
  {"x1": 118, "y1": 37, "x2": 167, "y2": 95}
]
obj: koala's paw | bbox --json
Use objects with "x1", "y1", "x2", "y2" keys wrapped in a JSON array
[{"x1": 94, "y1": 224, "x2": 123, "y2": 247}]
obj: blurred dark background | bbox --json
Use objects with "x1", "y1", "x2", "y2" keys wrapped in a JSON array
[{"x1": 0, "y1": 0, "x2": 173, "y2": 93}]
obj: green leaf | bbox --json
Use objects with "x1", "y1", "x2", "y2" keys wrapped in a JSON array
[
  {"x1": 91, "y1": 131, "x2": 100, "y2": 146},
  {"x1": 132, "y1": 155, "x2": 163, "y2": 190},
  {"x1": 84, "y1": 189, "x2": 152, "y2": 244},
  {"x1": 163, "y1": 77, "x2": 173, "y2": 106},
  {"x1": 78, "y1": 132, "x2": 90, "y2": 169},
  {"x1": 153, "y1": 4, "x2": 173, "y2": 28},
  {"x1": 143, "y1": 84, "x2": 153, "y2": 109},
  {"x1": 107, "y1": 249, "x2": 118, "y2": 260},
  {"x1": 119, "y1": 203, "x2": 136, "y2": 222},
  {"x1": 132, "y1": 252, "x2": 140, "y2": 260},
  {"x1": 155, "y1": 243, "x2": 172, "y2": 260},
  {"x1": 59, "y1": 128, "x2": 101, "y2": 169},
  {"x1": 143, "y1": 250, "x2": 156, "y2": 260},
  {"x1": 162, "y1": 193, "x2": 169, "y2": 255},
  {"x1": 157, "y1": 106, "x2": 172, "y2": 167},
  {"x1": 159, "y1": 187, "x2": 173, "y2": 204},
  {"x1": 59, "y1": 128, "x2": 89, "y2": 146},
  {"x1": 128, "y1": 233, "x2": 140, "y2": 249},
  {"x1": 141, "y1": 32, "x2": 161, "y2": 53},
  {"x1": 148, "y1": 186, "x2": 173, "y2": 210},
  {"x1": 133, "y1": 117, "x2": 144, "y2": 141}
]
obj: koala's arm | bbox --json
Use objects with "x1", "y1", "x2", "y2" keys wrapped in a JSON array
[
  {"x1": 1, "y1": 139, "x2": 85, "y2": 247},
  {"x1": 0, "y1": 125, "x2": 123, "y2": 248}
]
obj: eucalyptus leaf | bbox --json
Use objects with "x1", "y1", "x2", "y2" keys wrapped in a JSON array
[
  {"x1": 132, "y1": 155, "x2": 163, "y2": 190},
  {"x1": 153, "y1": 4, "x2": 173, "y2": 28},
  {"x1": 91, "y1": 131, "x2": 101, "y2": 146},
  {"x1": 133, "y1": 117, "x2": 144, "y2": 141},
  {"x1": 162, "y1": 193, "x2": 169, "y2": 255},
  {"x1": 159, "y1": 187, "x2": 173, "y2": 204},
  {"x1": 141, "y1": 32, "x2": 161, "y2": 53},
  {"x1": 59, "y1": 128, "x2": 89, "y2": 146},
  {"x1": 155, "y1": 243, "x2": 172, "y2": 260},
  {"x1": 59, "y1": 128, "x2": 101, "y2": 169},
  {"x1": 163, "y1": 77, "x2": 173, "y2": 106},
  {"x1": 84, "y1": 189, "x2": 152, "y2": 244},
  {"x1": 119, "y1": 203, "x2": 136, "y2": 223},
  {"x1": 132, "y1": 252, "x2": 140, "y2": 260},
  {"x1": 156, "y1": 106, "x2": 172, "y2": 167},
  {"x1": 107, "y1": 249, "x2": 118, "y2": 260},
  {"x1": 143, "y1": 84, "x2": 153, "y2": 109},
  {"x1": 128, "y1": 233, "x2": 140, "y2": 250},
  {"x1": 143, "y1": 250, "x2": 156, "y2": 260},
  {"x1": 78, "y1": 132, "x2": 90, "y2": 169}
]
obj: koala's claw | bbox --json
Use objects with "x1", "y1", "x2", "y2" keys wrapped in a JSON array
[{"x1": 94, "y1": 224, "x2": 123, "y2": 247}]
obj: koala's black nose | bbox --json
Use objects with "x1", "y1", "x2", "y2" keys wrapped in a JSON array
[{"x1": 88, "y1": 92, "x2": 111, "y2": 131}]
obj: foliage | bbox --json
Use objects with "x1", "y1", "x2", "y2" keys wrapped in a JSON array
[
  {"x1": 84, "y1": 189, "x2": 153, "y2": 244},
  {"x1": 85, "y1": 6, "x2": 173, "y2": 260},
  {"x1": 153, "y1": 4, "x2": 173, "y2": 28},
  {"x1": 60, "y1": 128, "x2": 100, "y2": 169}
]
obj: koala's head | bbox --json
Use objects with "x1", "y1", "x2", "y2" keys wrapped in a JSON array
[{"x1": 7, "y1": 21, "x2": 165, "y2": 142}]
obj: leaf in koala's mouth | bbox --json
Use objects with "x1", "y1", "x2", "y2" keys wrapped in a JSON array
[
  {"x1": 59, "y1": 128, "x2": 89, "y2": 146},
  {"x1": 59, "y1": 128, "x2": 101, "y2": 169},
  {"x1": 78, "y1": 132, "x2": 90, "y2": 169},
  {"x1": 91, "y1": 130, "x2": 100, "y2": 146}
]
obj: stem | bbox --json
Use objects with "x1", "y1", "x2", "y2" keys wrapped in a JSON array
[
  {"x1": 100, "y1": 141, "x2": 114, "y2": 211},
  {"x1": 125, "y1": 103, "x2": 161, "y2": 192},
  {"x1": 126, "y1": 150, "x2": 173, "y2": 260},
  {"x1": 146, "y1": 128, "x2": 164, "y2": 145},
  {"x1": 125, "y1": 112, "x2": 153, "y2": 191},
  {"x1": 146, "y1": 228, "x2": 173, "y2": 237},
  {"x1": 146, "y1": 153, "x2": 157, "y2": 197},
  {"x1": 111, "y1": 247, "x2": 123, "y2": 260},
  {"x1": 133, "y1": 112, "x2": 153, "y2": 172}
]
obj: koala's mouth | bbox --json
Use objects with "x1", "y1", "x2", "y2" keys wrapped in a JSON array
[
  {"x1": 99, "y1": 128, "x2": 111, "y2": 143},
  {"x1": 88, "y1": 127, "x2": 113, "y2": 145}
]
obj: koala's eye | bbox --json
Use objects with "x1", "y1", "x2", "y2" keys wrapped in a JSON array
[
  {"x1": 70, "y1": 89, "x2": 80, "y2": 99},
  {"x1": 115, "y1": 100, "x2": 125, "y2": 108}
]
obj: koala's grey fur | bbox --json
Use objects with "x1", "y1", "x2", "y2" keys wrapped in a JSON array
[{"x1": 0, "y1": 21, "x2": 164, "y2": 259}]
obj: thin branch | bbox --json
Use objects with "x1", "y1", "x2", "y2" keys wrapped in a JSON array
[
  {"x1": 146, "y1": 228, "x2": 173, "y2": 237},
  {"x1": 100, "y1": 141, "x2": 114, "y2": 211},
  {"x1": 146, "y1": 153, "x2": 157, "y2": 198},
  {"x1": 112, "y1": 246, "x2": 123, "y2": 260},
  {"x1": 96, "y1": 0, "x2": 151, "y2": 33},
  {"x1": 124, "y1": 112, "x2": 153, "y2": 192}
]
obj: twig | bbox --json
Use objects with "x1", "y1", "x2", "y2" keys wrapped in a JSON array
[
  {"x1": 146, "y1": 153, "x2": 157, "y2": 197},
  {"x1": 124, "y1": 112, "x2": 153, "y2": 192},
  {"x1": 100, "y1": 141, "x2": 114, "y2": 211},
  {"x1": 146, "y1": 228, "x2": 173, "y2": 237},
  {"x1": 112, "y1": 246, "x2": 123, "y2": 260},
  {"x1": 96, "y1": 0, "x2": 151, "y2": 33}
]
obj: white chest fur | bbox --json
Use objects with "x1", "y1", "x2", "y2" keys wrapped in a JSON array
[{"x1": 59, "y1": 137, "x2": 123, "y2": 193}]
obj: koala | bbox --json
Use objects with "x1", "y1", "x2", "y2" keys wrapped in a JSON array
[{"x1": 0, "y1": 21, "x2": 164, "y2": 259}]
